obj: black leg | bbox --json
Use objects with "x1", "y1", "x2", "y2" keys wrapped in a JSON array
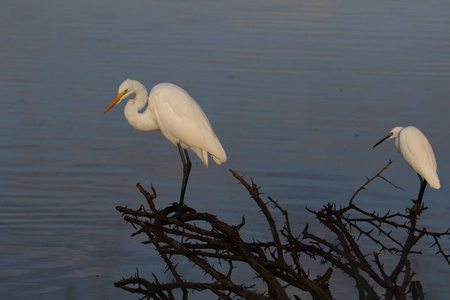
[
  {"x1": 416, "y1": 174, "x2": 427, "y2": 207},
  {"x1": 177, "y1": 143, "x2": 192, "y2": 216}
]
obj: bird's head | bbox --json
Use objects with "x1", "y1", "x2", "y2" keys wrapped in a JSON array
[
  {"x1": 373, "y1": 126, "x2": 403, "y2": 148},
  {"x1": 104, "y1": 79, "x2": 142, "y2": 113}
]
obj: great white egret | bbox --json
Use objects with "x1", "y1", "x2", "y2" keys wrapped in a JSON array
[
  {"x1": 105, "y1": 79, "x2": 227, "y2": 214},
  {"x1": 373, "y1": 126, "x2": 440, "y2": 207}
]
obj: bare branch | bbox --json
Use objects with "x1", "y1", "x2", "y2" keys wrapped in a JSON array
[{"x1": 114, "y1": 163, "x2": 448, "y2": 300}]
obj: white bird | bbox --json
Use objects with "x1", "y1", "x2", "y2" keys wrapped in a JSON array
[
  {"x1": 105, "y1": 79, "x2": 227, "y2": 214},
  {"x1": 373, "y1": 126, "x2": 440, "y2": 206}
]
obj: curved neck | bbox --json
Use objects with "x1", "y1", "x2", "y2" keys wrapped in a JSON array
[{"x1": 124, "y1": 86, "x2": 159, "y2": 131}]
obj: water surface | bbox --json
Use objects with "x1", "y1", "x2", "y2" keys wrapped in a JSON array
[{"x1": 1, "y1": 0, "x2": 449, "y2": 299}]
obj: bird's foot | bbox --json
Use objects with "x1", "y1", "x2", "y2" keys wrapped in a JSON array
[
  {"x1": 406, "y1": 199, "x2": 428, "y2": 216},
  {"x1": 162, "y1": 203, "x2": 195, "y2": 219},
  {"x1": 162, "y1": 202, "x2": 182, "y2": 218}
]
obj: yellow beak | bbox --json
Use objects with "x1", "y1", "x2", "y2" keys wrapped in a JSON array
[{"x1": 104, "y1": 90, "x2": 127, "y2": 113}]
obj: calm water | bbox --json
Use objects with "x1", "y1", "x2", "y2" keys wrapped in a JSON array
[{"x1": 1, "y1": 0, "x2": 449, "y2": 299}]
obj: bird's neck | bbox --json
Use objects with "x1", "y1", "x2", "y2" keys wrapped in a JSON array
[{"x1": 124, "y1": 88, "x2": 159, "y2": 132}]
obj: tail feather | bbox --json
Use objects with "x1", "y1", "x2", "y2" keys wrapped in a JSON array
[
  {"x1": 428, "y1": 176, "x2": 440, "y2": 189},
  {"x1": 212, "y1": 154, "x2": 225, "y2": 165},
  {"x1": 190, "y1": 142, "x2": 226, "y2": 167}
]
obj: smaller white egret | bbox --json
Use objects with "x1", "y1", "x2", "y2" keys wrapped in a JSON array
[
  {"x1": 373, "y1": 126, "x2": 440, "y2": 206},
  {"x1": 105, "y1": 79, "x2": 227, "y2": 215}
]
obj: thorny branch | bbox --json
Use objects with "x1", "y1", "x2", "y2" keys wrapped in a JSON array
[{"x1": 114, "y1": 161, "x2": 449, "y2": 299}]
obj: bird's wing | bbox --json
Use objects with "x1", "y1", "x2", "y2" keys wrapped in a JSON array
[
  {"x1": 149, "y1": 84, "x2": 226, "y2": 165},
  {"x1": 399, "y1": 127, "x2": 439, "y2": 187}
]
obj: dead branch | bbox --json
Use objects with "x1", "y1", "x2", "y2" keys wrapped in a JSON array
[{"x1": 114, "y1": 162, "x2": 449, "y2": 300}]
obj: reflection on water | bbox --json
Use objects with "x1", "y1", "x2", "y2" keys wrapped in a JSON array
[{"x1": 1, "y1": 0, "x2": 449, "y2": 299}]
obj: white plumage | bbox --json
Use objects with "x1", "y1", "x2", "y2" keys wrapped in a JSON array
[
  {"x1": 106, "y1": 79, "x2": 226, "y2": 166},
  {"x1": 392, "y1": 126, "x2": 440, "y2": 189},
  {"x1": 105, "y1": 79, "x2": 226, "y2": 213},
  {"x1": 374, "y1": 126, "x2": 440, "y2": 206}
]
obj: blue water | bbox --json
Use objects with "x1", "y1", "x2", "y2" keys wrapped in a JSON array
[{"x1": 1, "y1": 0, "x2": 449, "y2": 299}]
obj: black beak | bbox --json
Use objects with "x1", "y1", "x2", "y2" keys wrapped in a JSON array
[{"x1": 373, "y1": 133, "x2": 392, "y2": 148}]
